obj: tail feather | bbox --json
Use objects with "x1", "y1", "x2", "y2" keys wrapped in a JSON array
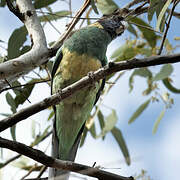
[{"x1": 48, "y1": 123, "x2": 85, "y2": 180}]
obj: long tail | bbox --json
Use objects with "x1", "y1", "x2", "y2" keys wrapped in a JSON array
[{"x1": 48, "y1": 123, "x2": 85, "y2": 180}]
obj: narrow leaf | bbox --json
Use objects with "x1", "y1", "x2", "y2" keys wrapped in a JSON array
[
  {"x1": 6, "y1": 92, "x2": 16, "y2": 113},
  {"x1": 34, "y1": 0, "x2": 57, "y2": 9},
  {"x1": 8, "y1": 26, "x2": 27, "y2": 59},
  {"x1": 152, "y1": 109, "x2": 165, "y2": 134},
  {"x1": 153, "y1": 64, "x2": 173, "y2": 81},
  {"x1": 97, "y1": 109, "x2": 118, "y2": 138},
  {"x1": 130, "y1": 17, "x2": 157, "y2": 48},
  {"x1": 156, "y1": 0, "x2": 172, "y2": 31},
  {"x1": 39, "y1": 11, "x2": 70, "y2": 22},
  {"x1": 97, "y1": 110, "x2": 105, "y2": 140},
  {"x1": 80, "y1": 127, "x2": 88, "y2": 147},
  {"x1": 128, "y1": 99, "x2": 151, "y2": 124},
  {"x1": 10, "y1": 126, "x2": 16, "y2": 141},
  {"x1": 111, "y1": 127, "x2": 130, "y2": 165},
  {"x1": 91, "y1": 0, "x2": 99, "y2": 14},
  {"x1": 129, "y1": 68, "x2": 152, "y2": 92},
  {"x1": 163, "y1": 78, "x2": 180, "y2": 93},
  {"x1": 89, "y1": 123, "x2": 96, "y2": 138},
  {"x1": 96, "y1": 0, "x2": 118, "y2": 15}
]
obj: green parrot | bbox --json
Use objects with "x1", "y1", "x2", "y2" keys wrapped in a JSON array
[{"x1": 49, "y1": 15, "x2": 126, "y2": 179}]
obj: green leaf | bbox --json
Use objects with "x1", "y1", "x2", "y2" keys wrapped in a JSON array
[
  {"x1": 97, "y1": 109, "x2": 118, "y2": 138},
  {"x1": 96, "y1": 0, "x2": 118, "y2": 15},
  {"x1": 14, "y1": 79, "x2": 36, "y2": 107},
  {"x1": 10, "y1": 125, "x2": 16, "y2": 141},
  {"x1": 0, "y1": 113, "x2": 11, "y2": 117},
  {"x1": 91, "y1": 0, "x2": 99, "y2": 14},
  {"x1": 8, "y1": 26, "x2": 27, "y2": 59},
  {"x1": 127, "y1": 23, "x2": 137, "y2": 37},
  {"x1": 156, "y1": 0, "x2": 172, "y2": 31},
  {"x1": 20, "y1": 45, "x2": 31, "y2": 55},
  {"x1": 39, "y1": 11, "x2": 70, "y2": 22},
  {"x1": 111, "y1": 127, "x2": 130, "y2": 165},
  {"x1": 128, "y1": 99, "x2": 151, "y2": 124},
  {"x1": 11, "y1": 80, "x2": 21, "y2": 96},
  {"x1": 130, "y1": 17, "x2": 157, "y2": 48},
  {"x1": 0, "y1": 0, "x2": 6, "y2": 7},
  {"x1": 148, "y1": 0, "x2": 165, "y2": 22},
  {"x1": 97, "y1": 110, "x2": 105, "y2": 140},
  {"x1": 153, "y1": 64, "x2": 173, "y2": 81},
  {"x1": 31, "y1": 120, "x2": 36, "y2": 139},
  {"x1": 111, "y1": 42, "x2": 136, "y2": 61},
  {"x1": 80, "y1": 127, "x2": 88, "y2": 147},
  {"x1": 6, "y1": 92, "x2": 16, "y2": 113},
  {"x1": 129, "y1": 68, "x2": 152, "y2": 92},
  {"x1": 163, "y1": 78, "x2": 180, "y2": 93},
  {"x1": 48, "y1": 110, "x2": 54, "y2": 121},
  {"x1": 34, "y1": 0, "x2": 57, "y2": 9},
  {"x1": 89, "y1": 123, "x2": 96, "y2": 138},
  {"x1": 152, "y1": 109, "x2": 165, "y2": 134},
  {"x1": 31, "y1": 126, "x2": 50, "y2": 147}
]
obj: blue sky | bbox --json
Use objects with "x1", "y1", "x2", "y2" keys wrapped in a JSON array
[{"x1": 0, "y1": 1, "x2": 180, "y2": 179}]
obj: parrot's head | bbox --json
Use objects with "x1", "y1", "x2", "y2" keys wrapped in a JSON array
[{"x1": 98, "y1": 13, "x2": 127, "y2": 40}]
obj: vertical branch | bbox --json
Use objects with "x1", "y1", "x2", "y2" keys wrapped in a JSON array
[{"x1": 158, "y1": 0, "x2": 179, "y2": 55}]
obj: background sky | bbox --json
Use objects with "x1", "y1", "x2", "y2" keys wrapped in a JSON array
[{"x1": 0, "y1": 0, "x2": 180, "y2": 180}]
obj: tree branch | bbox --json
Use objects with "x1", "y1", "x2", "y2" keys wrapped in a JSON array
[
  {"x1": 0, "y1": 137, "x2": 133, "y2": 180},
  {"x1": 0, "y1": 0, "x2": 92, "y2": 90},
  {"x1": 0, "y1": 53, "x2": 180, "y2": 132},
  {"x1": 0, "y1": 0, "x2": 48, "y2": 90},
  {"x1": 158, "y1": 0, "x2": 179, "y2": 55}
]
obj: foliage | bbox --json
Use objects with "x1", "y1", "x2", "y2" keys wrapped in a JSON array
[{"x1": 0, "y1": 0, "x2": 179, "y2": 179}]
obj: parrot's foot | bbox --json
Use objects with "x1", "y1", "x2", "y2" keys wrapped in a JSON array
[
  {"x1": 87, "y1": 71, "x2": 95, "y2": 82},
  {"x1": 57, "y1": 88, "x2": 63, "y2": 99}
]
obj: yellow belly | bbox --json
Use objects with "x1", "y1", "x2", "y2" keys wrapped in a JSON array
[{"x1": 55, "y1": 47, "x2": 102, "y2": 81}]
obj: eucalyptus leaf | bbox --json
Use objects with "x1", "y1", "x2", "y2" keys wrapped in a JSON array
[
  {"x1": 156, "y1": 0, "x2": 172, "y2": 31},
  {"x1": 152, "y1": 109, "x2": 165, "y2": 134},
  {"x1": 34, "y1": 0, "x2": 57, "y2": 9},
  {"x1": 97, "y1": 109, "x2": 117, "y2": 138},
  {"x1": 80, "y1": 127, "x2": 88, "y2": 147},
  {"x1": 128, "y1": 99, "x2": 151, "y2": 124},
  {"x1": 8, "y1": 26, "x2": 27, "y2": 59},
  {"x1": 6, "y1": 92, "x2": 17, "y2": 113},
  {"x1": 153, "y1": 64, "x2": 173, "y2": 81},
  {"x1": 129, "y1": 68, "x2": 152, "y2": 92},
  {"x1": 39, "y1": 11, "x2": 70, "y2": 22},
  {"x1": 91, "y1": 0, "x2": 99, "y2": 14},
  {"x1": 163, "y1": 78, "x2": 180, "y2": 93},
  {"x1": 89, "y1": 123, "x2": 96, "y2": 138},
  {"x1": 96, "y1": 0, "x2": 118, "y2": 15},
  {"x1": 111, "y1": 127, "x2": 130, "y2": 165},
  {"x1": 129, "y1": 17, "x2": 157, "y2": 48},
  {"x1": 97, "y1": 110, "x2": 105, "y2": 140},
  {"x1": 10, "y1": 126, "x2": 16, "y2": 141}
]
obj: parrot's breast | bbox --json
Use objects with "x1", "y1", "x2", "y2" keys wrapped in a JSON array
[{"x1": 55, "y1": 47, "x2": 102, "y2": 83}]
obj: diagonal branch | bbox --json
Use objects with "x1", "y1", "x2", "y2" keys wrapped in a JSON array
[
  {"x1": 0, "y1": 53, "x2": 180, "y2": 132},
  {"x1": 0, "y1": 0, "x2": 48, "y2": 89},
  {"x1": 0, "y1": 136, "x2": 133, "y2": 180}
]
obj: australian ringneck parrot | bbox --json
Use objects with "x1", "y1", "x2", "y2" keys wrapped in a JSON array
[{"x1": 49, "y1": 15, "x2": 126, "y2": 179}]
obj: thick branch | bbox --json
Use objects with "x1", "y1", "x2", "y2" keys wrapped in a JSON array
[
  {"x1": 0, "y1": 53, "x2": 180, "y2": 132},
  {"x1": 0, "y1": 137, "x2": 133, "y2": 180},
  {"x1": 0, "y1": 0, "x2": 48, "y2": 89}
]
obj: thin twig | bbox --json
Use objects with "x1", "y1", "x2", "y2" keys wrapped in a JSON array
[
  {"x1": 158, "y1": 0, "x2": 179, "y2": 55},
  {"x1": 21, "y1": 164, "x2": 38, "y2": 180},
  {"x1": 0, "y1": 53, "x2": 180, "y2": 132},
  {"x1": 39, "y1": 9, "x2": 61, "y2": 34},
  {"x1": 51, "y1": 0, "x2": 91, "y2": 50},
  {"x1": 37, "y1": 166, "x2": 48, "y2": 178}
]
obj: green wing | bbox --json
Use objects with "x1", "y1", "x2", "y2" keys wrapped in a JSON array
[{"x1": 51, "y1": 47, "x2": 63, "y2": 94}]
